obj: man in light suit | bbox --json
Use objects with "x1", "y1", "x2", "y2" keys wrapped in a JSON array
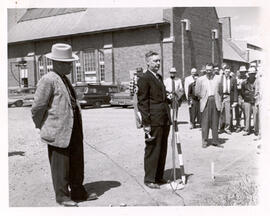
[
  {"x1": 31, "y1": 43, "x2": 97, "y2": 206},
  {"x1": 195, "y1": 63, "x2": 222, "y2": 148},
  {"x1": 184, "y1": 68, "x2": 198, "y2": 129},
  {"x1": 137, "y1": 51, "x2": 171, "y2": 189}
]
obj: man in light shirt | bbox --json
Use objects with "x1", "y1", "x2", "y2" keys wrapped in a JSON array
[
  {"x1": 219, "y1": 65, "x2": 238, "y2": 134},
  {"x1": 164, "y1": 67, "x2": 184, "y2": 118},
  {"x1": 184, "y1": 68, "x2": 198, "y2": 129},
  {"x1": 195, "y1": 63, "x2": 222, "y2": 148}
]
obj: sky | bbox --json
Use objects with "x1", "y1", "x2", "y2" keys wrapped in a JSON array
[{"x1": 216, "y1": 7, "x2": 262, "y2": 46}]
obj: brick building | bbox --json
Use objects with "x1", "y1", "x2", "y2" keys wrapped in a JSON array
[
  {"x1": 219, "y1": 16, "x2": 263, "y2": 72},
  {"x1": 8, "y1": 8, "x2": 223, "y2": 88}
]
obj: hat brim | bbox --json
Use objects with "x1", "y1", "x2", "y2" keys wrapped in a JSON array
[{"x1": 45, "y1": 53, "x2": 79, "y2": 62}]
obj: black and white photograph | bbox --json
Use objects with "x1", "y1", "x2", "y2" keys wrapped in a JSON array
[{"x1": 1, "y1": 0, "x2": 270, "y2": 215}]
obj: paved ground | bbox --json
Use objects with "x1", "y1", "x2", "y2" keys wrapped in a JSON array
[{"x1": 8, "y1": 103, "x2": 260, "y2": 207}]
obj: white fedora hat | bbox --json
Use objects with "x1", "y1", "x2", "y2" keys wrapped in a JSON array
[
  {"x1": 169, "y1": 67, "x2": 177, "y2": 73},
  {"x1": 248, "y1": 67, "x2": 256, "y2": 74},
  {"x1": 45, "y1": 43, "x2": 79, "y2": 62},
  {"x1": 239, "y1": 65, "x2": 247, "y2": 72}
]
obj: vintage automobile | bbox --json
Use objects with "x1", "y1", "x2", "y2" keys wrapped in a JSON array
[
  {"x1": 74, "y1": 83, "x2": 119, "y2": 108},
  {"x1": 8, "y1": 87, "x2": 36, "y2": 107},
  {"x1": 110, "y1": 89, "x2": 134, "y2": 108}
]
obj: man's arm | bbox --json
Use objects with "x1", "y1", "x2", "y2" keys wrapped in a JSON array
[
  {"x1": 194, "y1": 78, "x2": 202, "y2": 98},
  {"x1": 184, "y1": 77, "x2": 189, "y2": 99},
  {"x1": 232, "y1": 78, "x2": 238, "y2": 103},
  {"x1": 31, "y1": 76, "x2": 54, "y2": 129},
  {"x1": 137, "y1": 75, "x2": 151, "y2": 126},
  {"x1": 175, "y1": 79, "x2": 184, "y2": 100}
]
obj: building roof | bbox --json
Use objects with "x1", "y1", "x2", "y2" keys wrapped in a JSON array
[
  {"x1": 8, "y1": 8, "x2": 168, "y2": 43},
  {"x1": 223, "y1": 39, "x2": 248, "y2": 63}
]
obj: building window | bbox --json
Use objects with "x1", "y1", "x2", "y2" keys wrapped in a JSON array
[
  {"x1": 46, "y1": 58, "x2": 53, "y2": 72},
  {"x1": 83, "y1": 49, "x2": 96, "y2": 83},
  {"x1": 75, "y1": 60, "x2": 82, "y2": 82},
  {"x1": 38, "y1": 55, "x2": 46, "y2": 77},
  {"x1": 99, "y1": 50, "x2": 105, "y2": 82}
]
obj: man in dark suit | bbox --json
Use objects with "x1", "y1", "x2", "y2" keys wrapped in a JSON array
[
  {"x1": 188, "y1": 72, "x2": 200, "y2": 129},
  {"x1": 219, "y1": 65, "x2": 238, "y2": 134},
  {"x1": 137, "y1": 51, "x2": 171, "y2": 189}
]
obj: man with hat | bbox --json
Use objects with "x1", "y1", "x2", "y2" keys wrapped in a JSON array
[
  {"x1": 235, "y1": 65, "x2": 248, "y2": 132},
  {"x1": 164, "y1": 67, "x2": 184, "y2": 118},
  {"x1": 31, "y1": 43, "x2": 97, "y2": 206},
  {"x1": 184, "y1": 68, "x2": 198, "y2": 129},
  {"x1": 241, "y1": 67, "x2": 257, "y2": 136},
  {"x1": 130, "y1": 67, "x2": 144, "y2": 128}
]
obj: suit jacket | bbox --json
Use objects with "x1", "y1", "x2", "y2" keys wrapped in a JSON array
[
  {"x1": 241, "y1": 78, "x2": 256, "y2": 104},
  {"x1": 188, "y1": 81, "x2": 199, "y2": 102},
  {"x1": 31, "y1": 71, "x2": 82, "y2": 148},
  {"x1": 219, "y1": 75, "x2": 238, "y2": 104},
  {"x1": 195, "y1": 74, "x2": 222, "y2": 112},
  {"x1": 137, "y1": 70, "x2": 171, "y2": 126}
]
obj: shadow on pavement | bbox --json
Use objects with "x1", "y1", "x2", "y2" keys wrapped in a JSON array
[
  {"x1": 177, "y1": 121, "x2": 189, "y2": 125},
  {"x1": 84, "y1": 180, "x2": 121, "y2": 196},
  {"x1": 8, "y1": 151, "x2": 25, "y2": 157},
  {"x1": 163, "y1": 168, "x2": 193, "y2": 184}
]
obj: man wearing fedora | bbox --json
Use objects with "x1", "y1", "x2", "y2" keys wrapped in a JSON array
[
  {"x1": 241, "y1": 67, "x2": 257, "y2": 136},
  {"x1": 164, "y1": 67, "x2": 184, "y2": 118},
  {"x1": 31, "y1": 43, "x2": 97, "y2": 206},
  {"x1": 235, "y1": 65, "x2": 248, "y2": 132},
  {"x1": 137, "y1": 51, "x2": 171, "y2": 189}
]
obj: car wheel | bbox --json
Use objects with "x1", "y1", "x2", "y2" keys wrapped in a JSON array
[
  {"x1": 15, "y1": 100, "x2": 23, "y2": 107},
  {"x1": 95, "y1": 101, "x2": 101, "y2": 108},
  {"x1": 122, "y1": 105, "x2": 128, "y2": 108}
]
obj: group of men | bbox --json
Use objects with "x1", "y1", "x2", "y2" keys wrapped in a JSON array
[{"x1": 31, "y1": 43, "x2": 261, "y2": 206}]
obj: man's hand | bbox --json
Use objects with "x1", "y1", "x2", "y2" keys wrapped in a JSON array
[
  {"x1": 143, "y1": 125, "x2": 151, "y2": 134},
  {"x1": 231, "y1": 102, "x2": 238, "y2": 108}
]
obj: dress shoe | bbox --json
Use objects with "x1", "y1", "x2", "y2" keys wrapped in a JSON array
[
  {"x1": 156, "y1": 179, "x2": 169, "y2": 185},
  {"x1": 58, "y1": 200, "x2": 78, "y2": 207},
  {"x1": 144, "y1": 182, "x2": 160, "y2": 189},
  {"x1": 235, "y1": 127, "x2": 241, "y2": 133},
  {"x1": 202, "y1": 140, "x2": 208, "y2": 148},
  {"x1": 72, "y1": 193, "x2": 98, "y2": 202},
  {"x1": 224, "y1": 128, "x2": 232, "y2": 135},
  {"x1": 243, "y1": 131, "x2": 251, "y2": 136},
  {"x1": 212, "y1": 141, "x2": 222, "y2": 147}
]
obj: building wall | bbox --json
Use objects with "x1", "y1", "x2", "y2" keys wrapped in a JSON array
[
  {"x1": 173, "y1": 7, "x2": 223, "y2": 79},
  {"x1": 113, "y1": 25, "x2": 172, "y2": 83}
]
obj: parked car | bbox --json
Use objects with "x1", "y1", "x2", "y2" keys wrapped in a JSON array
[
  {"x1": 8, "y1": 87, "x2": 36, "y2": 107},
  {"x1": 74, "y1": 83, "x2": 119, "y2": 108},
  {"x1": 110, "y1": 89, "x2": 134, "y2": 108}
]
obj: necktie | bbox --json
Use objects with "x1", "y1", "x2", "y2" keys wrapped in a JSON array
[{"x1": 172, "y1": 78, "x2": 175, "y2": 93}]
